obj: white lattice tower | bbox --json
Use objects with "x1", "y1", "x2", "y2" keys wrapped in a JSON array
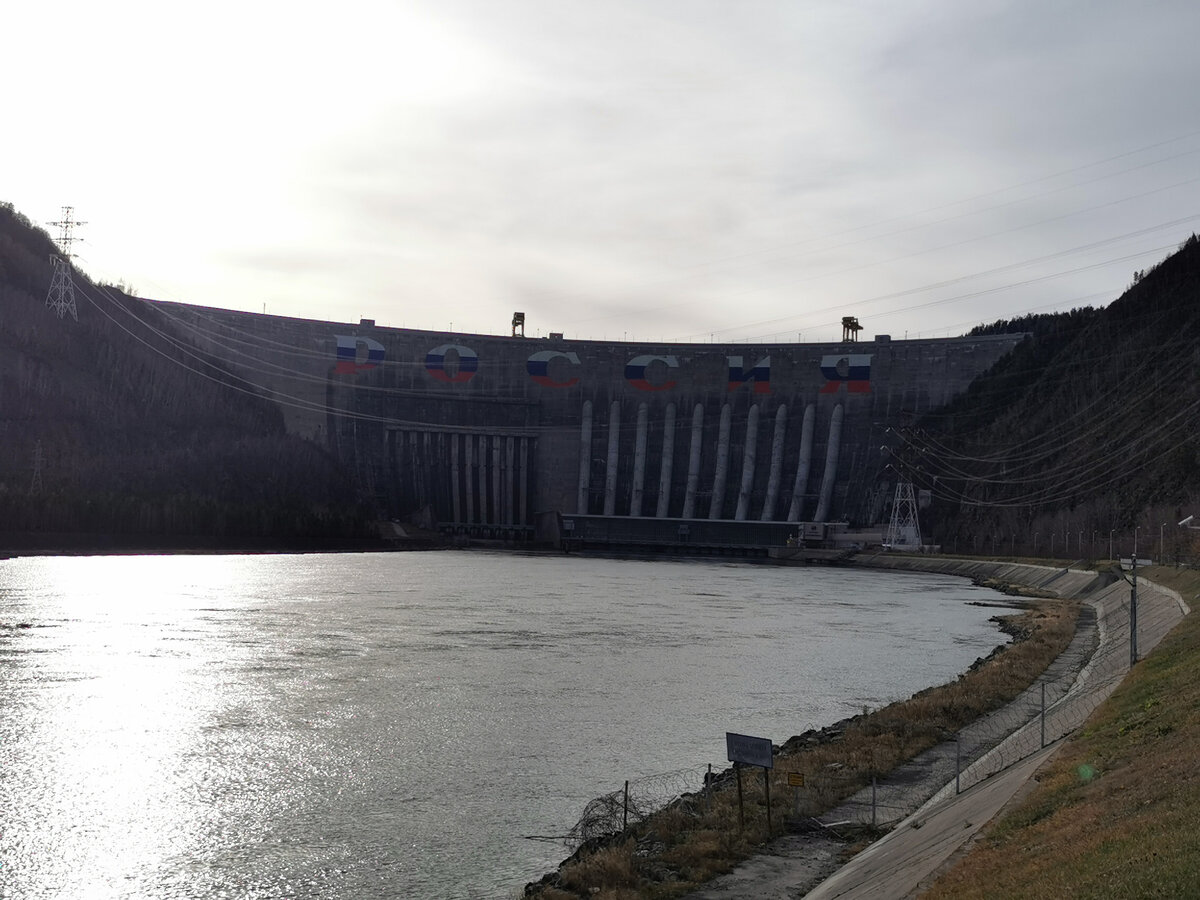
[
  {"x1": 885, "y1": 482, "x2": 922, "y2": 550},
  {"x1": 46, "y1": 206, "x2": 85, "y2": 321}
]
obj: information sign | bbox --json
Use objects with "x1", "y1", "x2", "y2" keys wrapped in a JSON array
[
  {"x1": 725, "y1": 732, "x2": 773, "y2": 769},
  {"x1": 1120, "y1": 558, "x2": 1153, "y2": 570}
]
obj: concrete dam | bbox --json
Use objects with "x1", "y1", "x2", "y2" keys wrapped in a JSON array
[{"x1": 154, "y1": 302, "x2": 1023, "y2": 547}]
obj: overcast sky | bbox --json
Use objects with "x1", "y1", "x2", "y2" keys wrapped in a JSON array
[{"x1": 6, "y1": 0, "x2": 1200, "y2": 343}]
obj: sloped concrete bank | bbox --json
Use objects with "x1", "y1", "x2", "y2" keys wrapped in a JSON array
[{"x1": 849, "y1": 553, "x2": 1113, "y2": 599}]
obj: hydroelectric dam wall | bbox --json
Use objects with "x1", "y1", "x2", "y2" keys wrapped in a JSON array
[{"x1": 153, "y1": 302, "x2": 1023, "y2": 540}]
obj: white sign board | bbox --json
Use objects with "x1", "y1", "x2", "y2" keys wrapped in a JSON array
[
  {"x1": 726, "y1": 732, "x2": 773, "y2": 769},
  {"x1": 1120, "y1": 558, "x2": 1153, "y2": 570}
]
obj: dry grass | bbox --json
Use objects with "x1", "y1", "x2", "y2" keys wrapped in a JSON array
[
  {"x1": 527, "y1": 593, "x2": 1080, "y2": 899},
  {"x1": 921, "y1": 567, "x2": 1200, "y2": 899},
  {"x1": 559, "y1": 841, "x2": 639, "y2": 894},
  {"x1": 769, "y1": 598, "x2": 1079, "y2": 815}
]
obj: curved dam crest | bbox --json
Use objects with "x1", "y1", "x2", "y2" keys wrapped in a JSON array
[{"x1": 153, "y1": 301, "x2": 1022, "y2": 535}]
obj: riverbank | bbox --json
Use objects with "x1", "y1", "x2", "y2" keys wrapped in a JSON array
[
  {"x1": 917, "y1": 565, "x2": 1199, "y2": 898},
  {"x1": 782, "y1": 558, "x2": 1191, "y2": 899},
  {"x1": 523, "y1": 555, "x2": 1097, "y2": 899}
]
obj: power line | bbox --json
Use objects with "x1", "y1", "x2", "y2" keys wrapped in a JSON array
[
  {"x1": 555, "y1": 132, "x2": 1200, "y2": 330},
  {"x1": 73, "y1": 236, "x2": 1200, "y2": 518}
]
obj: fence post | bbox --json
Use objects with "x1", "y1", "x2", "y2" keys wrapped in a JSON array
[
  {"x1": 623, "y1": 780, "x2": 629, "y2": 831},
  {"x1": 764, "y1": 767, "x2": 772, "y2": 835},
  {"x1": 736, "y1": 763, "x2": 744, "y2": 832},
  {"x1": 955, "y1": 733, "x2": 961, "y2": 795},
  {"x1": 871, "y1": 774, "x2": 877, "y2": 828},
  {"x1": 706, "y1": 763, "x2": 713, "y2": 814},
  {"x1": 1130, "y1": 562, "x2": 1139, "y2": 667},
  {"x1": 1040, "y1": 682, "x2": 1046, "y2": 749}
]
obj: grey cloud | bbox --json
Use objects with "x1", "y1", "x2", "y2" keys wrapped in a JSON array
[{"x1": 219, "y1": 0, "x2": 1200, "y2": 341}]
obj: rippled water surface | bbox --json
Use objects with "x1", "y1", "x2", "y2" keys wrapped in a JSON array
[{"x1": 0, "y1": 551, "x2": 1017, "y2": 898}]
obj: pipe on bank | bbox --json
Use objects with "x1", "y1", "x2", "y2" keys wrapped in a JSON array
[
  {"x1": 656, "y1": 402, "x2": 676, "y2": 518},
  {"x1": 813, "y1": 403, "x2": 844, "y2": 523},
  {"x1": 734, "y1": 404, "x2": 761, "y2": 521},
  {"x1": 761, "y1": 404, "x2": 787, "y2": 521},
  {"x1": 682, "y1": 403, "x2": 704, "y2": 518},
  {"x1": 788, "y1": 403, "x2": 816, "y2": 522},
  {"x1": 709, "y1": 403, "x2": 732, "y2": 519},
  {"x1": 577, "y1": 400, "x2": 593, "y2": 514},
  {"x1": 604, "y1": 400, "x2": 621, "y2": 516},
  {"x1": 630, "y1": 403, "x2": 649, "y2": 517}
]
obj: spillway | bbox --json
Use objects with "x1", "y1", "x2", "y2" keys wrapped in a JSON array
[{"x1": 150, "y1": 301, "x2": 1023, "y2": 541}]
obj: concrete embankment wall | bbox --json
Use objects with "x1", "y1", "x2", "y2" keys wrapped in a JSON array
[{"x1": 854, "y1": 553, "x2": 1113, "y2": 598}]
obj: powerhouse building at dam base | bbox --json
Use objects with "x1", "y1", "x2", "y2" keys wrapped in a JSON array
[{"x1": 156, "y1": 302, "x2": 1024, "y2": 554}]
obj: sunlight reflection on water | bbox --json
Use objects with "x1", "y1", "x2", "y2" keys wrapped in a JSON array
[{"x1": 0, "y1": 551, "x2": 1017, "y2": 898}]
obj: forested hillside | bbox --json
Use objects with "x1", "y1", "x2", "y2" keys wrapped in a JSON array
[
  {"x1": 0, "y1": 202, "x2": 376, "y2": 550},
  {"x1": 900, "y1": 234, "x2": 1200, "y2": 559}
]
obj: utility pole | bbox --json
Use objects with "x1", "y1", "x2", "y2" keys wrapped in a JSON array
[
  {"x1": 1113, "y1": 554, "x2": 1142, "y2": 667},
  {"x1": 1130, "y1": 555, "x2": 1138, "y2": 667},
  {"x1": 46, "y1": 206, "x2": 85, "y2": 321}
]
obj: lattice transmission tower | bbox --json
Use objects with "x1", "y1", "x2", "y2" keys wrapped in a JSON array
[
  {"x1": 46, "y1": 206, "x2": 86, "y2": 321},
  {"x1": 885, "y1": 481, "x2": 922, "y2": 551}
]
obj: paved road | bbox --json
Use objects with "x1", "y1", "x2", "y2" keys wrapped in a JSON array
[{"x1": 806, "y1": 745, "x2": 1057, "y2": 900}]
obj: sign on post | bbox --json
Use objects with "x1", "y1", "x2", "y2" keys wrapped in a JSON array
[
  {"x1": 1120, "y1": 558, "x2": 1153, "y2": 569},
  {"x1": 726, "y1": 732, "x2": 774, "y2": 833},
  {"x1": 788, "y1": 771, "x2": 805, "y2": 818},
  {"x1": 725, "y1": 732, "x2": 774, "y2": 769}
]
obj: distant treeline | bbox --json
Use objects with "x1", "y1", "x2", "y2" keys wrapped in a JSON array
[{"x1": 0, "y1": 202, "x2": 376, "y2": 549}]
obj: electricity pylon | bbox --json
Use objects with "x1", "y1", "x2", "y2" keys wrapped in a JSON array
[
  {"x1": 46, "y1": 206, "x2": 85, "y2": 321},
  {"x1": 885, "y1": 482, "x2": 922, "y2": 550}
]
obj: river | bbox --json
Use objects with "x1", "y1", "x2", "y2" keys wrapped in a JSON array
[{"x1": 0, "y1": 551, "x2": 1017, "y2": 898}]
